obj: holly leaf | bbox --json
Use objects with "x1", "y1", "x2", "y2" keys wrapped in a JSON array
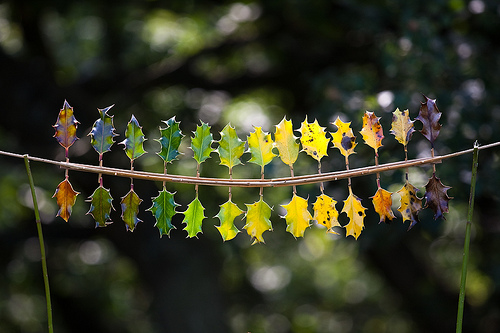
[
  {"x1": 416, "y1": 95, "x2": 442, "y2": 147},
  {"x1": 182, "y1": 196, "x2": 206, "y2": 238},
  {"x1": 87, "y1": 185, "x2": 113, "y2": 227},
  {"x1": 371, "y1": 187, "x2": 395, "y2": 224},
  {"x1": 244, "y1": 197, "x2": 273, "y2": 244},
  {"x1": 390, "y1": 108, "x2": 415, "y2": 147},
  {"x1": 88, "y1": 105, "x2": 118, "y2": 156},
  {"x1": 281, "y1": 194, "x2": 312, "y2": 238},
  {"x1": 397, "y1": 182, "x2": 422, "y2": 230},
  {"x1": 424, "y1": 173, "x2": 452, "y2": 220},
  {"x1": 247, "y1": 126, "x2": 276, "y2": 167},
  {"x1": 298, "y1": 116, "x2": 330, "y2": 161},
  {"x1": 274, "y1": 117, "x2": 299, "y2": 166},
  {"x1": 191, "y1": 122, "x2": 214, "y2": 165},
  {"x1": 120, "y1": 189, "x2": 142, "y2": 232},
  {"x1": 53, "y1": 178, "x2": 79, "y2": 222},
  {"x1": 342, "y1": 189, "x2": 366, "y2": 240},
  {"x1": 215, "y1": 199, "x2": 244, "y2": 241},
  {"x1": 360, "y1": 111, "x2": 384, "y2": 155},
  {"x1": 217, "y1": 123, "x2": 245, "y2": 170},
  {"x1": 120, "y1": 115, "x2": 147, "y2": 161},
  {"x1": 148, "y1": 188, "x2": 179, "y2": 237},
  {"x1": 313, "y1": 193, "x2": 340, "y2": 234},
  {"x1": 156, "y1": 116, "x2": 184, "y2": 164},
  {"x1": 330, "y1": 117, "x2": 357, "y2": 157},
  {"x1": 53, "y1": 100, "x2": 79, "y2": 151}
]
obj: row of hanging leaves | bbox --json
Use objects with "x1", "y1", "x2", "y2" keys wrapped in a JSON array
[{"x1": 52, "y1": 96, "x2": 451, "y2": 243}]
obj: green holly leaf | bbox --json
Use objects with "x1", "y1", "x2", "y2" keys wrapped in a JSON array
[
  {"x1": 88, "y1": 105, "x2": 118, "y2": 156},
  {"x1": 215, "y1": 199, "x2": 244, "y2": 241},
  {"x1": 120, "y1": 189, "x2": 142, "y2": 232},
  {"x1": 191, "y1": 121, "x2": 214, "y2": 165},
  {"x1": 156, "y1": 116, "x2": 184, "y2": 164},
  {"x1": 120, "y1": 115, "x2": 147, "y2": 161},
  {"x1": 87, "y1": 185, "x2": 114, "y2": 227},
  {"x1": 148, "y1": 188, "x2": 179, "y2": 237},
  {"x1": 217, "y1": 123, "x2": 245, "y2": 170},
  {"x1": 182, "y1": 196, "x2": 206, "y2": 238}
]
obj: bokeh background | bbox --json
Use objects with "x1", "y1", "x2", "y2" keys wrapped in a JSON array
[{"x1": 1, "y1": 1, "x2": 500, "y2": 332}]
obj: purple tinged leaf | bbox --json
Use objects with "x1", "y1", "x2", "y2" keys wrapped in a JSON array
[
  {"x1": 416, "y1": 95, "x2": 442, "y2": 147},
  {"x1": 424, "y1": 173, "x2": 452, "y2": 220},
  {"x1": 53, "y1": 100, "x2": 79, "y2": 151},
  {"x1": 120, "y1": 189, "x2": 142, "y2": 232},
  {"x1": 88, "y1": 105, "x2": 118, "y2": 156}
]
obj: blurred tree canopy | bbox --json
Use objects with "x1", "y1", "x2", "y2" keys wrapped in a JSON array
[{"x1": 1, "y1": 0, "x2": 500, "y2": 332}]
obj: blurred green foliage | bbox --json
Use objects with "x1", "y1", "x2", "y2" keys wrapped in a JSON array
[{"x1": 1, "y1": 0, "x2": 500, "y2": 332}]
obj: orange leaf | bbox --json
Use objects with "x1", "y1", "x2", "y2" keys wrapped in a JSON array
[
  {"x1": 371, "y1": 187, "x2": 395, "y2": 224},
  {"x1": 53, "y1": 178, "x2": 79, "y2": 222},
  {"x1": 360, "y1": 111, "x2": 384, "y2": 155},
  {"x1": 53, "y1": 100, "x2": 79, "y2": 151}
]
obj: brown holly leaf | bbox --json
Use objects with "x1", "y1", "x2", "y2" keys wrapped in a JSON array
[{"x1": 416, "y1": 95, "x2": 442, "y2": 147}]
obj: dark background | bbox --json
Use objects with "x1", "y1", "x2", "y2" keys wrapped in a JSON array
[{"x1": 1, "y1": 1, "x2": 500, "y2": 332}]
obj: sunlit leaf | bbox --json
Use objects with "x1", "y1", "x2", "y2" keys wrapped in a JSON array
[
  {"x1": 217, "y1": 123, "x2": 245, "y2": 170},
  {"x1": 156, "y1": 116, "x2": 184, "y2": 164},
  {"x1": 53, "y1": 100, "x2": 79, "y2": 150},
  {"x1": 120, "y1": 115, "x2": 147, "y2": 161},
  {"x1": 397, "y1": 182, "x2": 422, "y2": 230},
  {"x1": 313, "y1": 193, "x2": 340, "y2": 234},
  {"x1": 416, "y1": 95, "x2": 442, "y2": 147},
  {"x1": 53, "y1": 178, "x2": 79, "y2": 222},
  {"x1": 244, "y1": 197, "x2": 273, "y2": 244},
  {"x1": 424, "y1": 173, "x2": 452, "y2": 220},
  {"x1": 120, "y1": 189, "x2": 142, "y2": 232},
  {"x1": 330, "y1": 117, "x2": 357, "y2": 157},
  {"x1": 342, "y1": 189, "x2": 366, "y2": 240},
  {"x1": 247, "y1": 126, "x2": 276, "y2": 167},
  {"x1": 371, "y1": 187, "x2": 395, "y2": 224},
  {"x1": 215, "y1": 199, "x2": 244, "y2": 241},
  {"x1": 281, "y1": 194, "x2": 312, "y2": 238},
  {"x1": 274, "y1": 117, "x2": 299, "y2": 166},
  {"x1": 191, "y1": 121, "x2": 214, "y2": 165},
  {"x1": 148, "y1": 188, "x2": 179, "y2": 237},
  {"x1": 298, "y1": 117, "x2": 330, "y2": 161},
  {"x1": 87, "y1": 185, "x2": 113, "y2": 227},
  {"x1": 88, "y1": 105, "x2": 118, "y2": 156},
  {"x1": 182, "y1": 196, "x2": 206, "y2": 238},
  {"x1": 390, "y1": 108, "x2": 415, "y2": 147},
  {"x1": 360, "y1": 111, "x2": 384, "y2": 155}
]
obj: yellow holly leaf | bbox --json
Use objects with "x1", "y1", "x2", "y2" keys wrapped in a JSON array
[
  {"x1": 53, "y1": 178, "x2": 79, "y2": 222},
  {"x1": 330, "y1": 117, "x2": 357, "y2": 157},
  {"x1": 298, "y1": 117, "x2": 330, "y2": 161},
  {"x1": 390, "y1": 108, "x2": 415, "y2": 147},
  {"x1": 371, "y1": 187, "x2": 395, "y2": 224},
  {"x1": 313, "y1": 193, "x2": 340, "y2": 234},
  {"x1": 397, "y1": 182, "x2": 422, "y2": 230},
  {"x1": 247, "y1": 126, "x2": 276, "y2": 167},
  {"x1": 360, "y1": 111, "x2": 384, "y2": 155},
  {"x1": 342, "y1": 189, "x2": 366, "y2": 240},
  {"x1": 244, "y1": 197, "x2": 273, "y2": 244},
  {"x1": 274, "y1": 117, "x2": 299, "y2": 166},
  {"x1": 215, "y1": 199, "x2": 243, "y2": 241},
  {"x1": 281, "y1": 194, "x2": 312, "y2": 238}
]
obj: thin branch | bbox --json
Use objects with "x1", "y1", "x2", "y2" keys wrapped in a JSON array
[{"x1": 1, "y1": 141, "x2": 499, "y2": 188}]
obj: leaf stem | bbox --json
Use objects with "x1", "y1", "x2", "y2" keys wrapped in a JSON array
[
  {"x1": 24, "y1": 155, "x2": 53, "y2": 333},
  {"x1": 456, "y1": 141, "x2": 479, "y2": 333}
]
